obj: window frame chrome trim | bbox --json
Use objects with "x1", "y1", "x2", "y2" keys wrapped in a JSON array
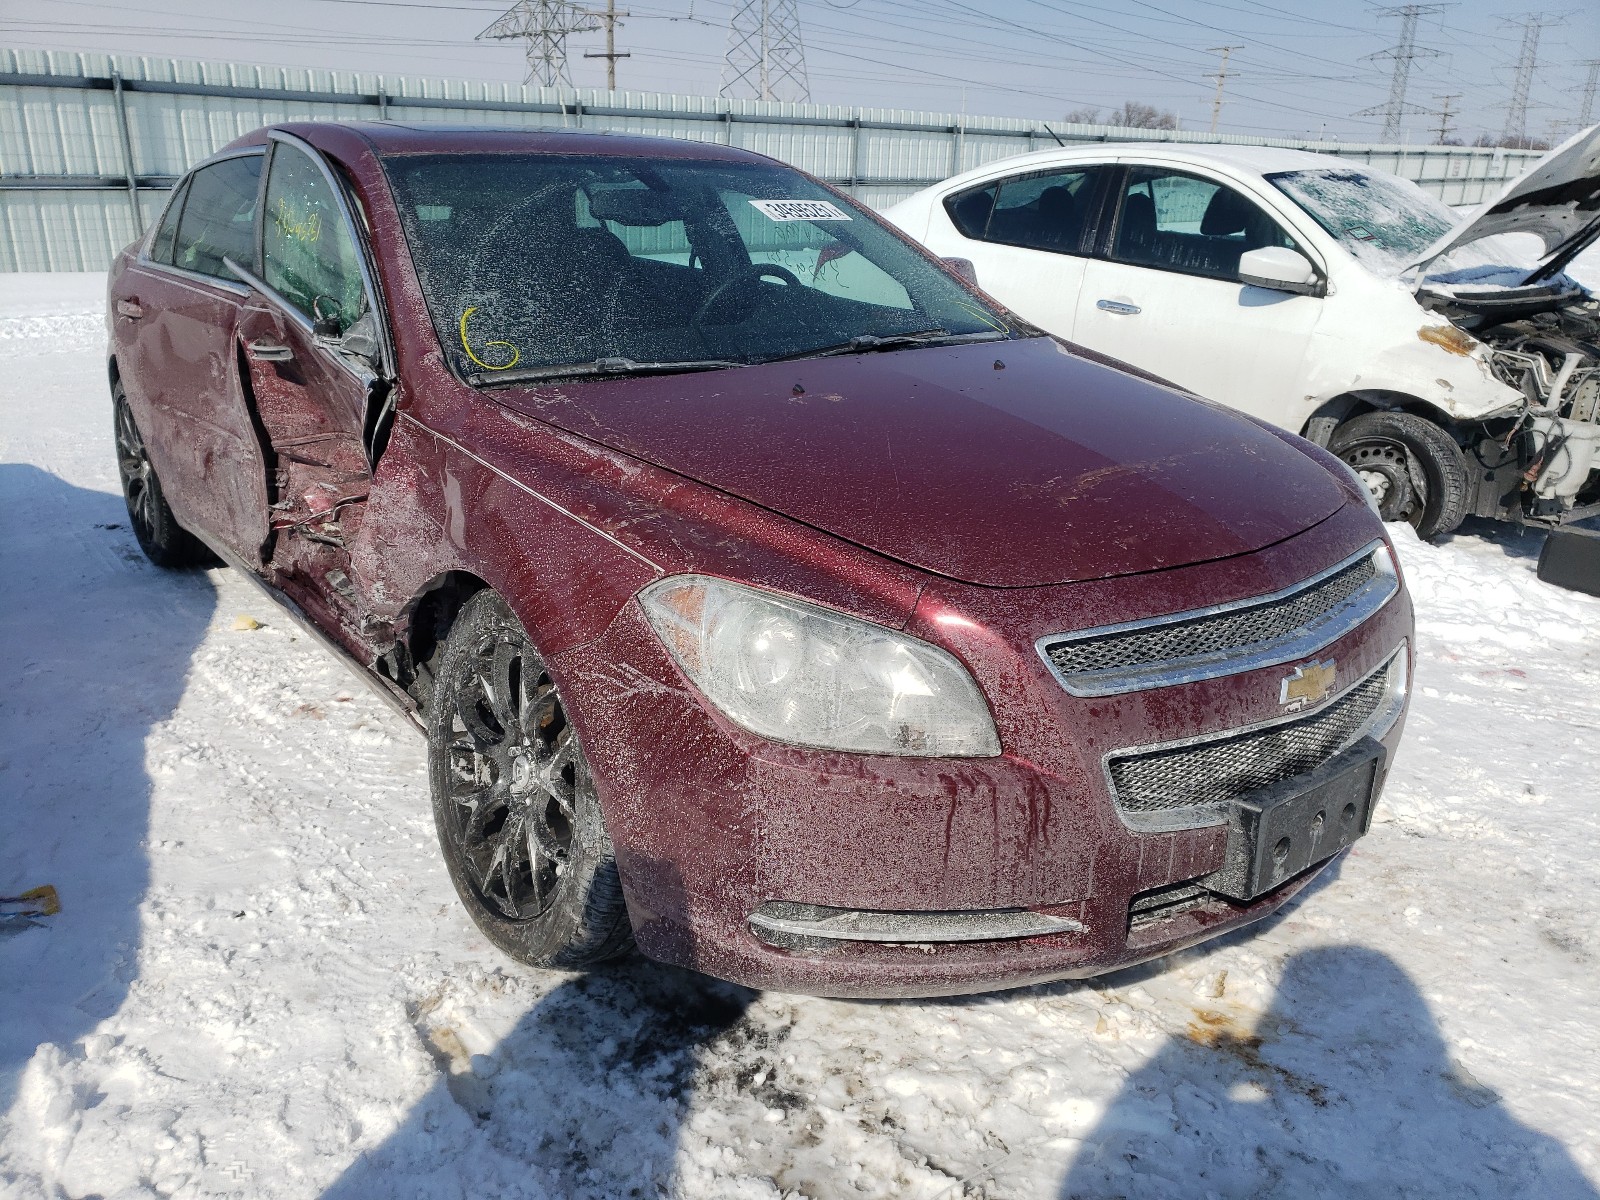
[
  {"x1": 1035, "y1": 539, "x2": 1396, "y2": 698},
  {"x1": 1099, "y1": 643, "x2": 1408, "y2": 833}
]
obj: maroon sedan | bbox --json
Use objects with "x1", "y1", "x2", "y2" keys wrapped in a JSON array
[{"x1": 107, "y1": 122, "x2": 1412, "y2": 997}]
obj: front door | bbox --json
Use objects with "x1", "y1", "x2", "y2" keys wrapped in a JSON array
[
  {"x1": 1072, "y1": 165, "x2": 1324, "y2": 425},
  {"x1": 234, "y1": 136, "x2": 389, "y2": 647}
]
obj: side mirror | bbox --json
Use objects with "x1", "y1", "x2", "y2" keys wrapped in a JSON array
[
  {"x1": 311, "y1": 295, "x2": 344, "y2": 340},
  {"x1": 943, "y1": 256, "x2": 979, "y2": 286},
  {"x1": 1238, "y1": 246, "x2": 1322, "y2": 296}
]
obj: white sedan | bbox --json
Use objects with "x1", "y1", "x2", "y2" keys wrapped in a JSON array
[{"x1": 884, "y1": 135, "x2": 1600, "y2": 540}]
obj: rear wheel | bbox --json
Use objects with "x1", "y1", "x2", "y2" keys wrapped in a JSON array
[
  {"x1": 427, "y1": 590, "x2": 634, "y2": 969},
  {"x1": 1328, "y1": 410, "x2": 1470, "y2": 541},
  {"x1": 113, "y1": 382, "x2": 211, "y2": 568}
]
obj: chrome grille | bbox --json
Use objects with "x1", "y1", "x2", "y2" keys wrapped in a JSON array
[
  {"x1": 1107, "y1": 659, "x2": 1397, "y2": 821},
  {"x1": 1037, "y1": 543, "x2": 1396, "y2": 697}
]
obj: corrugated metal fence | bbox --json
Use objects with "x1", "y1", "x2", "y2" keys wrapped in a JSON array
[{"x1": 1, "y1": 47, "x2": 1543, "y2": 272}]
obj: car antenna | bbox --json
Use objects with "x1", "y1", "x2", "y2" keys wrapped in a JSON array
[{"x1": 1040, "y1": 123, "x2": 1067, "y2": 148}]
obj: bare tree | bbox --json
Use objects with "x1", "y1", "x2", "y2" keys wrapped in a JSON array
[
  {"x1": 1474, "y1": 132, "x2": 1550, "y2": 151},
  {"x1": 1065, "y1": 101, "x2": 1178, "y2": 130},
  {"x1": 1106, "y1": 101, "x2": 1178, "y2": 130}
]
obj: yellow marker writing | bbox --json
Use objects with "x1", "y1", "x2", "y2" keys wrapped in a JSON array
[{"x1": 459, "y1": 306, "x2": 521, "y2": 371}]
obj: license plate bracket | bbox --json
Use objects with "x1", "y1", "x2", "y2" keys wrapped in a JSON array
[{"x1": 1200, "y1": 738, "x2": 1385, "y2": 902}]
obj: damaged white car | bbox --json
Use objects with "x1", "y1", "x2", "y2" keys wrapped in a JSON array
[{"x1": 884, "y1": 130, "x2": 1600, "y2": 540}]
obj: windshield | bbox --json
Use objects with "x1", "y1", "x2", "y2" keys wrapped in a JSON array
[
  {"x1": 1266, "y1": 168, "x2": 1457, "y2": 273},
  {"x1": 381, "y1": 152, "x2": 1013, "y2": 380}
]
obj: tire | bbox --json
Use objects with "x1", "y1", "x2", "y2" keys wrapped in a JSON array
[
  {"x1": 427, "y1": 589, "x2": 634, "y2": 969},
  {"x1": 112, "y1": 382, "x2": 212, "y2": 568},
  {"x1": 1328, "y1": 410, "x2": 1471, "y2": 541}
]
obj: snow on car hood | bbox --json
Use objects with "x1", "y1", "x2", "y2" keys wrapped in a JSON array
[
  {"x1": 1411, "y1": 124, "x2": 1600, "y2": 287},
  {"x1": 500, "y1": 337, "x2": 1346, "y2": 588}
]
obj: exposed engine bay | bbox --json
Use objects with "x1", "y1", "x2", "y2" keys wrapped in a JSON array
[{"x1": 1423, "y1": 281, "x2": 1600, "y2": 523}]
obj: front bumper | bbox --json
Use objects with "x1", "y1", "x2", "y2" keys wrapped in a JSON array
[{"x1": 550, "y1": 504, "x2": 1412, "y2": 998}]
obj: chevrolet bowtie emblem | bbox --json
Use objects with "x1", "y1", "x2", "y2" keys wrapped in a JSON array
[{"x1": 1280, "y1": 659, "x2": 1336, "y2": 711}]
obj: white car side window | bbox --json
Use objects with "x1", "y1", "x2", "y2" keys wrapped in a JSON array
[
  {"x1": 1112, "y1": 168, "x2": 1298, "y2": 283},
  {"x1": 944, "y1": 167, "x2": 1101, "y2": 256}
]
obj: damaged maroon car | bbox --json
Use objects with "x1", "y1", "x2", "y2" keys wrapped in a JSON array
[{"x1": 107, "y1": 123, "x2": 1413, "y2": 998}]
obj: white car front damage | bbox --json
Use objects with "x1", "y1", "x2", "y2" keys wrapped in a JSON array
[{"x1": 1403, "y1": 126, "x2": 1600, "y2": 518}]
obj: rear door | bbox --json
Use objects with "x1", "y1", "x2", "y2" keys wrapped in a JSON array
[
  {"x1": 1073, "y1": 165, "x2": 1326, "y2": 422},
  {"x1": 233, "y1": 135, "x2": 392, "y2": 633},
  {"x1": 924, "y1": 164, "x2": 1111, "y2": 337},
  {"x1": 115, "y1": 152, "x2": 272, "y2": 560}
]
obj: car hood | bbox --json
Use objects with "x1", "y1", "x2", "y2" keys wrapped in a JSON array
[
  {"x1": 1411, "y1": 123, "x2": 1600, "y2": 286},
  {"x1": 499, "y1": 337, "x2": 1346, "y2": 588}
]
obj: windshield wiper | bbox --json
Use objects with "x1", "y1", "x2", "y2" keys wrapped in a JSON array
[
  {"x1": 469, "y1": 356, "x2": 744, "y2": 387},
  {"x1": 761, "y1": 327, "x2": 1011, "y2": 364}
]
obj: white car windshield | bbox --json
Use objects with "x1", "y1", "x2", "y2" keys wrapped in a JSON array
[
  {"x1": 1267, "y1": 166, "x2": 1554, "y2": 287},
  {"x1": 1266, "y1": 168, "x2": 1455, "y2": 273}
]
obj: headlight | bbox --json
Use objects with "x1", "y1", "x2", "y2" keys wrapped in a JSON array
[{"x1": 639, "y1": 576, "x2": 1001, "y2": 757}]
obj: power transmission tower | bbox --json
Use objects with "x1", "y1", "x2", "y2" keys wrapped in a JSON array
[
  {"x1": 478, "y1": 0, "x2": 600, "y2": 88},
  {"x1": 721, "y1": 0, "x2": 810, "y2": 102},
  {"x1": 581, "y1": 0, "x2": 630, "y2": 91},
  {"x1": 1432, "y1": 92, "x2": 1461, "y2": 143},
  {"x1": 1579, "y1": 58, "x2": 1600, "y2": 126},
  {"x1": 1358, "y1": 5, "x2": 1444, "y2": 142},
  {"x1": 1500, "y1": 13, "x2": 1561, "y2": 145},
  {"x1": 1207, "y1": 45, "x2": 1243, "y2": 135}
]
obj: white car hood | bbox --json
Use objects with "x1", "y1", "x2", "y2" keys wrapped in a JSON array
[{"x1": 1411, "y1": 124, "x2": 1600, "y2": 286}]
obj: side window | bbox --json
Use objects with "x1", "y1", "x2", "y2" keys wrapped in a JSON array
[
  {"x1": 1112, "y1": 167, "x2": 1296, "y2": 282},
  {"x1": 945, "y1": 182, "x2": 998, "y2": 239},
  {"x1": 945, "y1": 168, "x2": 1100, "y2": 255},
  {"x1": 149, "y1": 181, "x2": 188, "y2": 264},
  {"x1": 263, "y1": 144, "x2": 368, "y2": 333},
  {"x1": 172, "y1": 156, "x2": 262, "y2": 280}
]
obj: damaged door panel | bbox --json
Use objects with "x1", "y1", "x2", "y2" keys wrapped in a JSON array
[{"x1": 222, "y1": 131, "x2": 399, "y2": 655}]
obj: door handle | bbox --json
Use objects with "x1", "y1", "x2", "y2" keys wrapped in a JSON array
[
  {"x1": 247, "y1": 339, "x2": 294, "y2": 362},
  {"x1": 116, "y1": 299, "x2": 143, "y2": 319},
  {"x1": 1096, "y1": 299, "x2": 1141, "y2": 316}
]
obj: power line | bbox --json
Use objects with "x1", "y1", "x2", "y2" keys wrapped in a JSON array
[
  {"x1": 1357, "y1": 4, "x2": 1445, "y2": 142},
  {"x1": 477, "y1": 0, "x2": 600, "y2": 87},
  {"x1": 721, "y1": 0, "x2": 810, "y2": 101},
  {"x1": 1207, "y1": 45, "x2": 1243, "y2": 135}
]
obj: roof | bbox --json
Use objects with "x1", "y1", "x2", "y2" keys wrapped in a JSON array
[
  {"x1": 284, "y1": 120, "x2": 773, "y2": 164},
  {"x1": 925, "y1": 141, "x2": 1354, "y2": 192}
]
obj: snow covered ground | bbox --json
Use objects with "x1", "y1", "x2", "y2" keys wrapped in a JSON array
[{"x1": 2, "y1": 272, "x2": 1598, "y2": 1200}]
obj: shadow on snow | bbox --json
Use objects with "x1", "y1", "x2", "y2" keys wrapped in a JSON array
[{"x1": 0, "y1": 463, "x2": 216, "y2": 1113}]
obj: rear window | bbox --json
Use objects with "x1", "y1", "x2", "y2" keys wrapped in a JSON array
[
  {"x1": 944, "y1": 167, "x2": 1101, "y2": 255},
  {"x1": 382, "y1": 153, "x2": 1011, "y2": 379}
]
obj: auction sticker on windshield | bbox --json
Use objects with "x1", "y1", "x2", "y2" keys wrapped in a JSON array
[{"x1": 750, "y1": 199, "x2": 853, "y2": 222}]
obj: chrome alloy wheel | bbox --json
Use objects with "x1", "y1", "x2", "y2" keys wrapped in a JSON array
[
  {"x1": 441, "y1": 630, "x2": 586, "y2": 921},
  {"x1": 114, "y1": 392, "x2": 161, "y2": 545}
]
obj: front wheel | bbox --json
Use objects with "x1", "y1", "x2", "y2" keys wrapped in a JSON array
[
  {"x1": 427, "y1": 590, "x2": 634, "y2": 969},
  {"x1": 113, "y1": 383, "x2": 212, "y2": 568},
  {"x1": 1328, "y1": 410, "x2": 1471, "y2": 541}
]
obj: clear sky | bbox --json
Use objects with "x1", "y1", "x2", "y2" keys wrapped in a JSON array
[{"x1": 3, "y1": 0, "x2": 1596, "y2": 143}]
